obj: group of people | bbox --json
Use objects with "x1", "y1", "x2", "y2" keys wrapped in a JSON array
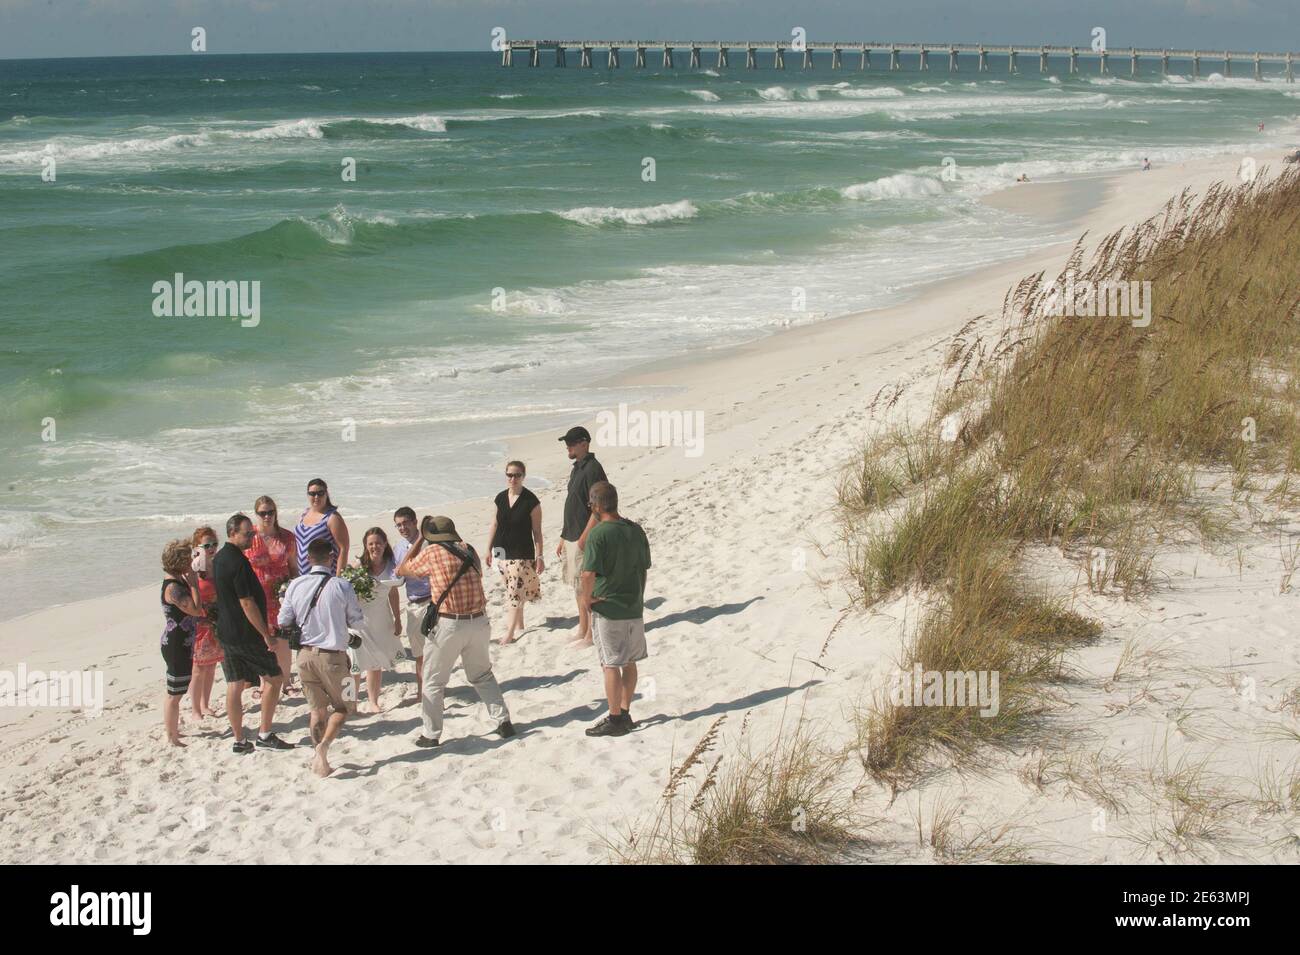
[{"x1": 158, "y1": 426, "x2": 652, "y2": 775}]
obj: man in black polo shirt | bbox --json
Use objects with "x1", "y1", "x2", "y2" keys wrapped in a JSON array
[
  {"x1": 213, "y1": 513, "x2": 292, "y2": 754},
  {"x1": 554, "y1": 426, "x2": 608, "y2": 646}
]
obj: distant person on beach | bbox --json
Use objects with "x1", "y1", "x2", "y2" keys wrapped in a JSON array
[
  {"x1": 1016, "y1": 173, "x2": 1029, "y2": 183},
  {"x1": 396, "y1": 515, "x2": 513, "y2": 748},
  {"x1": 160, "y1": 539, "x2": 204, "y2": 746},
  {"x1": 485, "y1": 460, "x2": 543, "y2": 645},
  {"x1": 1142, "y1": 157, "x2": 1151, "y2": 171},
  {"x1": 581, "y1": 481, "x2": 651, "y2": 738},
  {"x1": 294, "y1": 478, "x2": 349, "y2": 577},
  {"x1": 245, "y1": 495, "x2": 298, "y2": 700},
  {"x1": 279, "y1": 537, "x2": 366, "y2": 777},
  {"x1": 392, "y1": 506, "x2": 432, "y2": 699},
  {"x1": 555, "y1": 426, "x2": 607, "y2": 646},
  {"x1": 353, "y1": 527, "x2": 405, "y2": 713},
  {"x1": 214, "y1": 513, "x2": 292, "y2": 754},
  {"x1": 189, "y1": 526, "x2": 223, "y2": 720}
]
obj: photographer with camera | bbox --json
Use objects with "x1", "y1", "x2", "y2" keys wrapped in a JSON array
[
  {"x1": 395, "y1": 515, "x2": 513, "y2": 749},
  {"x1": 279, "y1": 537, "x2": 366, "y2": 777}
]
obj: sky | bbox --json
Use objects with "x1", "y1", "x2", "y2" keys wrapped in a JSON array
[{"x1": 0, "y1": 0, "x2": 1295, "y2": 61}]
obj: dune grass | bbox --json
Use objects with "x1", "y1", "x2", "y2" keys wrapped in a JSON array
[
  {"x1": 841, "y1": 168, "x2": 1300, "y2": 790},
  {"x1": 608, "y1": 715, "x2": 872, "y2": 864}
]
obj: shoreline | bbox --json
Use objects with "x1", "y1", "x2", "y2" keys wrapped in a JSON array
[
  {"x1": 0, "y1": 165, "x2": 1114, "y2": 631},
  {"x1": 0, "y1": 154, "x2": 1242, "y2": 633}
]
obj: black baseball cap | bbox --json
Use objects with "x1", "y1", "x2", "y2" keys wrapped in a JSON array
[{"x1": 559, "y1": 426, "x2": 591, "y2": 445}]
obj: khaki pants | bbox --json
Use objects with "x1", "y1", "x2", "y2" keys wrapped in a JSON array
[{"x1": 421, "y1": 614, "x2": 508, "y2": 740}]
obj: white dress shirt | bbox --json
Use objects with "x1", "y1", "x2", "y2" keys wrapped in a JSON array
[{"x1": 277, "y1": 564, "x2": 364, "y2": 652}]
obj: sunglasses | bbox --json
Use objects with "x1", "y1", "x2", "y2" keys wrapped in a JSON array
[
  {"x1": 200, "y1": 541, "x2": 218, "y2": 550},
  {"x1": 256, "y1": 510, "x2": 276, "y2": 518},
  {"x1": 307, "y1": 489, "x2": 326, "y2": 498},
  {"x1": 506, "y1": 472, "x2": 523, "y2": 479}
]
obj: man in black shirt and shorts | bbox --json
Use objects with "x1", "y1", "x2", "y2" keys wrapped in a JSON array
[
  {"x1": 213, "y1": 513, "x2": 292, "y2": 754},
  {"x1": 555, "y1": 426, "x2": 608, "y2": 646}
]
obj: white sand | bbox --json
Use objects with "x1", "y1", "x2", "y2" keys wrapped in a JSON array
[{"x1": 3, "y1": 153, "x2": 1297, "y2": 863}]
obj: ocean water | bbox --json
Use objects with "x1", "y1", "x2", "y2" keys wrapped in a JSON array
[{"x1": 1, "y1": 51, "x2": 1297, "y2": 620}]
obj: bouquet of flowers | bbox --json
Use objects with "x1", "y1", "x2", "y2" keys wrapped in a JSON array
[
  {"x1": 274, "y1": 578, "x2": 291, "y2": 602},
  {"x1": 340, "y1": 564, "x2": 377, "y2": 602}
]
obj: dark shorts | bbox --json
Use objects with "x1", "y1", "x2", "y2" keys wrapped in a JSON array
[
  {"x1": 161, "y1": 630, "x2": 193, "y2": 697},
  {"x1": 219, "y1": 642, "x2": 282, "y2": 685}
]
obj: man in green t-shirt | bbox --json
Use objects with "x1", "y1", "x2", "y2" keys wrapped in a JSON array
[{"x1": 580, "y1": 480, "x2": 651, "y2": 738}]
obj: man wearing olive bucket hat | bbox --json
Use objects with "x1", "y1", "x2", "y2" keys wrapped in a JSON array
[{"x1": 395, "y1": 515, "x2": 513, "y2": 748}]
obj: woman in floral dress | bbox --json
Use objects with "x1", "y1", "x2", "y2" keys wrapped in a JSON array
[
  {"x1": 245, "y1": 495, "x2": 299, "y2": 697},
  {"x1": 160, "y1": 539, "x2": 203, "y2": 746}
]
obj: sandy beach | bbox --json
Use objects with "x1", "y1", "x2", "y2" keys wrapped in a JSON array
[{"x1": 3, "y1": 152, "x2": 1298, "y2": 864}]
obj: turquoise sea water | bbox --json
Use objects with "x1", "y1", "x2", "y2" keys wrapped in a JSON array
[{"x1": 1, "y1": 51, "x2": 1298, "y2": 619}]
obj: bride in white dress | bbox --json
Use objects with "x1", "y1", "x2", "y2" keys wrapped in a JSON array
[{"x1": 350, "y1": 528, "x2": 406, "y2": 713}]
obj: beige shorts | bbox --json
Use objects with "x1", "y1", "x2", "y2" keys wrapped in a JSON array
[
  {"x1": 562, "y1": 538, "x2": 583, "y2": 597},
  {"x1": 297, "y1": 646, "x2": 356, "y2": 714},
  {"x1": 404, "y1": 600, "x2": 431, "y2": 658}
]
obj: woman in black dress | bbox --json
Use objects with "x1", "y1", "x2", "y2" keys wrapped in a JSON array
[{"x1": 484, "y1": 460, "x2": 544, "y2": 645}]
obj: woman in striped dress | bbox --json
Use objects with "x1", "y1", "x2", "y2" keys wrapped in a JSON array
[{"x1": 294, "y1": 477, "x2": 349, "y2": 576}]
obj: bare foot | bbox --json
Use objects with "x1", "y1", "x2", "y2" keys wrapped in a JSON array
[
  {"x1": 167, "y1": 736, "x2": 186, "y2": 748},
  {"x1": 360, "y1": 702, "x2": 380, "y2": 715},
  {"x1": 498, "y1": 632, "x2": 517, "y2": 646},
  {"x1": 311, "y1": 746, "x2": 332, "y2": 777}
]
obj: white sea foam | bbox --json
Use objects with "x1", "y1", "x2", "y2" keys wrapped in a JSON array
[
  {"x1": 0, "y1": 112, "x2": 455, "y2": 166},
  {"x1": 234, "y1": 118, "x2": 325, "y2": 140},
  {"x1": 480, "y1": 291, "x2": 569, "y2": 316},
  {"x1": 841, "y1": 173, "x2": 945, "y2": 201},
  {"x1": 630, "y1": 90, "x2": 1116, "y2": 124},
  {"x1": 836, "y1": 86, "x2": 905, "y2": 98},
  {"x1": 367, "y1": 114, "x2": 447, "y2": 132},
  {"x1": 688, "y1": 89, "x2": 721, "y2": 101},
  {"x1": 556, "y1": 199, "x2": 699, "y2": 226},
  {"x1": 299, "y1": 205, "x2": 399, "y2": 244},
  {"x1": 0, "y1": 132, "x2": 208, "y2": 165}
]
